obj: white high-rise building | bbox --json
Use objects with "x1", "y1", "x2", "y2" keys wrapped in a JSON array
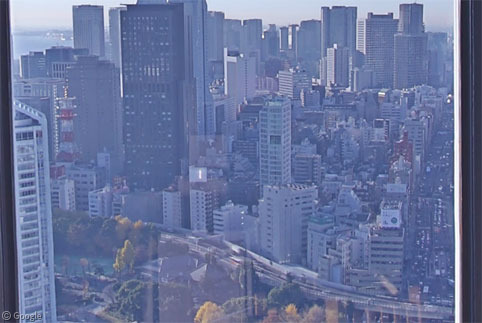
[
  {"x1": 259, "y1": 184, "x2": 317, "y2": 264},
  {"x1": 73, "y1": 5, "x2": 105, "y2": 57},
  {"x1": 259, "y1": 97, "x2": 291, "y2": 186},
  {"x1": 13, "y1": 101, "x2": 57, "y2": 322},
  {"x1": 224, "y1": 49, "x2": 257, "y2": 107},
  {"x1": 213, "y1": 201, "x2": 249, "y2": 242},
  {"x1": 278, "y1": 69, "x2": 311, "y2": 100},
  {"x1": 88, "y1": 186, "x2": 113, "y2": 218},
  {"x1": 51, "y1": 176, "x2": 76, "y2": 211}
]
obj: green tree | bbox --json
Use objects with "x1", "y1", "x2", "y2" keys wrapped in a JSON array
[{"x1": 267, "y1": 283, "x2": 305, "y2": 309}]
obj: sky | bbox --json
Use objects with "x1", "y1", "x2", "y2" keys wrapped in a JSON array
[{"x1": 10, "y1": 0, "x2": 454, "y2": 32}]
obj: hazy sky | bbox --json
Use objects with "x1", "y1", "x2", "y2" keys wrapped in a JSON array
[{"x1": 11, "y1": 0, "x2": 454, "y2": 32}]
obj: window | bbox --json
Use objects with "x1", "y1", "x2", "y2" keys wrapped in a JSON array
[{"x1": 0, "y1": 0, "x2": 467, "y2": 322}]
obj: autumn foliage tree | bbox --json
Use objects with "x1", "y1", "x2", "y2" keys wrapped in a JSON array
[{"x1": 195, "y1": 302, "x2": 225, "y2": 323}]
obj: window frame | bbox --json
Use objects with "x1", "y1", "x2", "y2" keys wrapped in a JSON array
[
  {"x1": 0, "y1": 0, "x2": 476, "y2": 322},
  {"x1": 0, "y1": 0, "x2": 19, "y2": 319}
]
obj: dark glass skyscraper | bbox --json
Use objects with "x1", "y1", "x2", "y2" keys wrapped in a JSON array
[
  {"x1": 66, "y1": 55, "x2": 123, "y2": 174},
  {"x1": 121, "y1": 2, "x2": 191, "y2": 190},
  {"x1": 320, "y1": 6, "x2": 357, "y2": 58}
]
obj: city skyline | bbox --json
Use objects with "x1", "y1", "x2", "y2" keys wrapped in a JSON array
[{"x1": 11, "y1": 0, "x2": 453, "y2": 32}]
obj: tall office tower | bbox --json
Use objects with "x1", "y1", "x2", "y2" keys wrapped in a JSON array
[
  {"x1": 259, "y1": 97, "x2": 291, "y2": 186},
  {"x1": 394, "y1": 3, "x2": 428, "y2": 89},
  {"x1": 121, "y1": 2, "x2": 191, "y2": 190},
  {"x1": 109, "y1": 7, "x2": 126, "y2": 69},
  {"x1": 259, "y1": 184, "x2": 317, "y2": 264},
  {"x1": 170, "y1": 0, "x2": 212, "y2": 138},
  {"x1": 298, "y1": 20, "x2": 321, "y2": 61},
  {"x1": 280, "y1": 27, "x2": 289, "y2": 50},
  {"x1": 20, "y1": 51, "x2": 47, "y2": 78},
  {"x1": 289, "y1": 24, "x2": 298, "y2": 57},
  {"x1": 242, "y1": 19, "x2": 263, "y2": 54},
  {"x1": 278, "y1": 68, "x2": 311, "y2": 99},
  {"x1": 427, "y1": 32, "x2": 449, "y2": 87},
  {"x1": 13, "y1": 101, "x2": 57, "y2": 322},
  {"x1": 206, "y1": 11, "x2": 225, "y2": 62},
  {"x1": 45, "y1": 46, "x2": 89, "y2": 78},
  {"x1": 66, "y1": 55, "x2": 123, "y2": 175},
  {"x1": 320, "y1": 6, "x2": 357, "y2": 58},
  {"x1": 262, "y1": 25, "x2": 280, "y2": 60},
  {"x1": 398, "y1": 3, "x2": 424, "y2": 34},
  {"x1": 359, "y1": 13, "x2": 398, "y2": 88},
  {"x1": 224, "y1": 19, "x2": 242, "y2": 51},
  {"x1": 224, "y1": 49, "x2": 257, "y2": 106},
  {"x1": 325, "y1": 44, "x2": 350, "y2": 87},
  {"x1": 72, "y1": 5, "x2": 105, "y2": 57}
]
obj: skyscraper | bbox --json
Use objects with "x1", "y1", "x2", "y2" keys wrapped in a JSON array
[
  {"x1": 325, "y1": 44, "x2": 350, "y2": 87},
  {"x1": 359, "y1": 13, "x2": 398, "y2": 88},
  {"x1": 298, "y1": 20, "x2": 321, "y2": 62},
  {"x1": 224, "y1": 49, "x2": 257, "y2": 106},
  {"x1": 259, "y1": 184, "x2": 317, "y2": 264},
  {"x1": 262, "y1": 25, "x2": 280, "y2": 60},
  {"x1": 259, "y1": 97, "x2": 291, "y2": 186},
  {"x1": 280, "y1": 26, "x2": 289, "y2": 51},
  {"x1": 394, "y1": 3, "x2": 428, "y2": 89},
  {"x1": 20, "y1": 51, "x2": 46, "y2": 78},
  {"x1": 320, "y1": 6, "x2": 357, "y2": 58},
  {"x1": 66, "y1": 55, "x2": 123, "y2": 175},
  {"x1": 170, "y1": 0, "x2": 213, "y2": 137},
  {"x1": 289, "y1": 24, "x2": 298, "y2": 57},
  {"x1": 121, "y1": 2, "x2": 191, "y2": 190},
  {"x1": 72, "y1": 5, "x2": 105, "y2": 57},
  {"x1": 109, "y1": 7, "x2": 126, "y2": 69},
  {"x1": 206, "y1": 11, "x2": 225, "y2": 63},
  {"x1": 13, "y1": 101, "x2": 57, "y2": 322}
]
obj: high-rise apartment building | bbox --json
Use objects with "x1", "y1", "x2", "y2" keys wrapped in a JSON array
[
  {"x1": 72, "y1": 5, "x2": 105, "y2": 57},
  {"x1": 121, "y1": 2, "x2": 191, "y2": 190},
  {"x1": 358, "y1": 13, "x2": 398, "y2": 88},
  {"x1": 259, "y1": 184, "x2": 317, "y2": 264},
  {"x1": 66, "y1": 55, "x2": 123, "y2": 175},
  {"x1": 320, "y1": 6, "x2": 357, "y2": 58},
  {"x1": 259, "y1": 97, "x2": 291, "y2": 186},
  {"x1": 13, "y1": 101, "x2": 57, "y2": 322},
  {"x1": 394, "y1": 3, "x2": 428, "y2": 89}
]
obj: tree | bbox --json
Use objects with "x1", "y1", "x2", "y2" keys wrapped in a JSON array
[
  {"x1": 113, "y1": 248, "x2": 126, "y2": 276},
  {"x1": 195, "y1": 302, "x2": 225, "y2": 323},
  {"x1": 301, "y1": 305, "x2": 324, "y2": 323},
  {"x1": 283, "y1": 304, "x2": 301, "y2": 322},
  {"x1": 122, "y1": 240, "x2": 135, "y2": 272},
  {"x1": 267, "y1": 283, "x2": 305, "y2": 309}
]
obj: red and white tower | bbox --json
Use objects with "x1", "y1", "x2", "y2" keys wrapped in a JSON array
[{"x1": 56, "y1": 98, "x2": 79, "y2": 163}]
